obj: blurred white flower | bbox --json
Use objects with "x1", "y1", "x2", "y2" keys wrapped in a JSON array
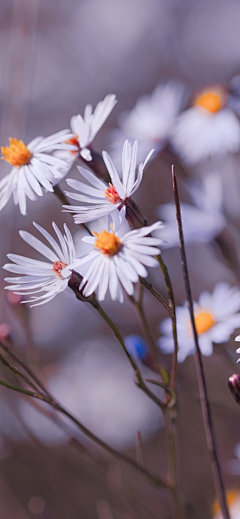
[
  {"x1": 110, "y1": 80, "x2": 187, "y2": 165},
  {"x1": 0, "y1": 131, "x2": 75, "y2": 215},
  {"x1": 63, "y1": 139, "x2": 153, "y2": 224},
  {"x1": 157, "y1": 173, "x2": 225, "y2": 247},
  {"x1": 72, "y1": 210, "x2": 163, "y2": 302},
  {"x1": 235, "y1": 335, "x2": 240, "y2": 362},
  {"x1": 58, "y1": 94, "x2": 117, "y2": 162},
  {"x1": 4, "y1": 222, "x2": 78, "y2": 307},
  {"x1": 20, "y1": 339, "x2": 162, "y2": 448},
  {"x1": 227, "y1": 443, "x2": 240, "y2": 475},
  {"x1": 171, "y1": 86, "x2": 240, "y2": 164},
  {"x1": 159, "y1": 283, "x2": 240, "y2": 362},
  {"x1": 212, "y1": 489, "x2": 240, "y2": 519}
]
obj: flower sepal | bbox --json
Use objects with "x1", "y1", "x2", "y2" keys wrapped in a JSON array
[{"x1": 68, "y1": 270, "x2": 98, "y2": 305}]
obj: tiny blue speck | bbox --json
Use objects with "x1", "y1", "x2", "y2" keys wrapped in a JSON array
[{"x1": 125, "y1": 334, "x2": 148, "y2": 360}]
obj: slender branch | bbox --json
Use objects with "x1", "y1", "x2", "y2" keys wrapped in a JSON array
[
  {"x1": 88, "y1": 297, "x2": 165, "y2": 409},
  {"x1": 140, "y1": 278, "x2": 173, "y2": 318},
  {"x1": 0, "y1": 351, "x2": 40, "y2": 394},
  {"x1": 0, "y1": 352, "x2": 168, "y2": 489},
  {"x1": 0, "y1": 340, "x2": 52, "y2": 399},
  {"x1": 163, "y1": 409, "x2": 183, "y2": 519},
  {"x1": 128, "y1": 292, "x2": 161, "y2": 372},
  {"x1": 0, "y1": 378, "x2": 38, "y2": 397},
  {"x1": 155, "y1": 255, "x2": 178, "y2": 391},
  {"x1": 171, "y1": 164, "x2": 230, "y2": 519}
]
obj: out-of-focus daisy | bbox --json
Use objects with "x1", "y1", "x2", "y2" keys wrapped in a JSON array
[
  {"x1": 0, "y1": 131, "x2": 76, "y2": 215},
  {"x1": 58, "y1": 94, "x2": 117, "y2": 163},
  {"x1": 227, "y1": 444, "x2": 240, "y2": 474},
  {"x1": 212, "y1": 490, "x2": 240, "y2": 519},
  {"x1": 71, "y1": 211, "x2": 163, "y2": 302},
  {"x1": 171, "y1": 85, "x2": 240, "y2": 164},
  {"x1": 157, "y1": 173, "x2": 225, "y2": 247},
  {"x1": 110, "y1": 80, "x2": 187, "y2": 165},
  {"x1": 3, "y1": 222, "x2": 78, "y2": 307},
  {"x1": 63, "y1": 139, "x2": 153, "y2": 224},
  {"x1": 158, "y1": 283, "x2": 240, "y2": 362}
]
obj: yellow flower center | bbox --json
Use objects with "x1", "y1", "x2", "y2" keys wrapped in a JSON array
[
  {"x1": 104, "y1": 183, "x2": 121, "y2": 204},
  {"x1": 194, "y1": 87, "x2": 226, "y2": 113},
  {"x1": 1, "y1": 138, "x2": 32, "y2": 167},
  {"x1": 213, "y1": 489, "x2": 239, "y2": 515},
  {"x1": 52, "y1": 260, "x2": 67, "y2": 278},
  {"x1": 94, "y1": 229, "x2": 121, "y2": 256},
  {"x1": 193, "y1": 310, "x2": 215, "y2": 335}
]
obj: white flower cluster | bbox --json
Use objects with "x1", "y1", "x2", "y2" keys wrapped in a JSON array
[
  {"x1": 1, "y1": 95, "x2": 164, "y2": 305},
  {"x1": 1, "y1": 83, "x2": 240, "y2": 361}
]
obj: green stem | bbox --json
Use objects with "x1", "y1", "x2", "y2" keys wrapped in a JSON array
[
  {"x1": 0, "y1": 378, "x2": 38, "y2": 397},
  {"x1": 156, "y1": 255, "x2": 178, "y2": 391},
  {"x1": 129, "y1": 292, "x2": 161, "y2": 373},
  {"x1": 89, "y1": 297, "x2": 165, "y2": 409},
  {"x1": 140, "y1": 277, "x2": 173, "y2": 318},
  {"x1": 163, "y1": 409, "x2": 183, "y2": 519},
  {"x1": 0, "y1": 340, "x2": 52, "y2": 398},
  {"x1": 0, "y1": 355, "x2": 168, "y2": 489},
  {"x1": 0, "y1": 352, "x2": 40, "y2": 393}
]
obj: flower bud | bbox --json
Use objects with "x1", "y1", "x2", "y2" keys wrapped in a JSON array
[{"x1": 228, "y1": 374, "x2": 240, "y2": 404}]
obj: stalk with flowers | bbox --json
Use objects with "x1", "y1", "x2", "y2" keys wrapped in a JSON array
[{"x1": 1, "y1": 88, "x2": 240, "y2": 518}]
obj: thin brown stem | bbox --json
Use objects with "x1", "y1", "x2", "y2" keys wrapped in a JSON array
[
  {"x1": 0, "y1": 354, "x2": 168, "y2": 489},
  {"x1": 171, "y1": 164, "x2": 230, "y2": 519}
]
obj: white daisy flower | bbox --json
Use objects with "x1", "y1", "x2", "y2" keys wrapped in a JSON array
[
  {"x1": 157, "y1": 173, "x2": 225, "y2": 247},
  {"x1": 159, "y1": 283, "x2": 240, "y2": 363},
  {"x1": 57, "y1": 94, "x2": 117, "y2": 163},
  {"x1": 71, "y1": 211, "x2": 164, "y2": 303},
  {"x1": 0, "y1": 130, "x2": 76, "y2": 215},
  {"x1": 63, "y1": 139, "x2": 154, "y2": 224},
  {"x1": 3, "y1": 222, "x2": 79, "y2": 307},
  {"x1": 171, "y1": 85, "x2": 240, "y2": 164},
  {"x1": 110, "y1": 80, "x2": 187, "y2": 166}
]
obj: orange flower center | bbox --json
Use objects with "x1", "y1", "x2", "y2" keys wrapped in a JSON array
[
  {"x1": 52, "y1": 260, "x2": 68, "y2": 278},
  {"x1": 65, "y1": 134, "x2": 80, "y2": 155},
  {"x1": 104, "y1": 183, "x2": 121, "y2": 204},
  {"x1": 94, "y1": 229, "x2": 121, "y2": 256},
  {"x1": 213, "y1": 489, "x2": 239, "y2": 515},
  {"x1": 190, "y1": 310, "x2": 215, "y2": 335},
  {"x1": 194, "y1": 87, "x2": 226, "y2": 113},
  {"x1": 1, "y1": 138, "x2": 32, "y2": 167}
]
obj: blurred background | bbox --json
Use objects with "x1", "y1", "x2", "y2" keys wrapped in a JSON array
[{"x1": 1, "y1": 0, "x2": 240, "y2": 517}]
